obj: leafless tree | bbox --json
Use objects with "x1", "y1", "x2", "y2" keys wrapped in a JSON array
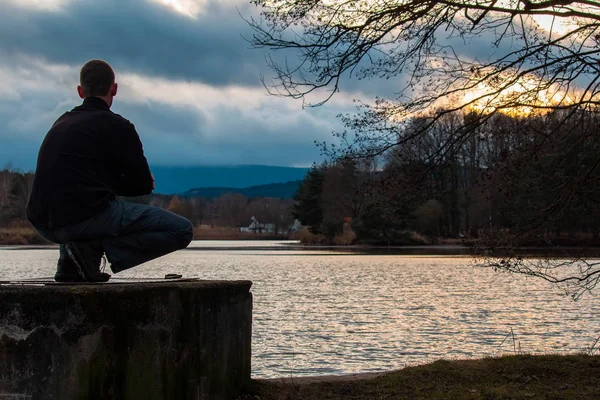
[
  {"x1": 250, "y1": 0, "x2": 600, "y2": 158},
  {"x1": 214, "y1": 193, "x2": 249, "y2": 227},
  {"x1": 251, "y1": 1, "x2": 599, "y2": 104}
]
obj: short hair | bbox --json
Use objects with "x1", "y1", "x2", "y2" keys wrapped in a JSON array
[{"x1": 79, "y1": 60, "x2": 115, "y2": 97}]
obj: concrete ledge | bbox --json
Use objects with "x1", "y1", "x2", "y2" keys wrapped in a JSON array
[{"x1": 0, "y1": 280, "x2": 253, "y2": 400}]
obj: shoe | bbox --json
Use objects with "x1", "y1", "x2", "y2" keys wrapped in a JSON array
[
  {"x1": 54, "y1": 257, "x2": 85, "y2": 282},
  {"x1": 65, "y1": 241, "x2": 111, "y2": 283}
]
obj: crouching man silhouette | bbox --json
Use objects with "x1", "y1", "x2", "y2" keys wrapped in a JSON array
[{"x1": 26, "y1": 60, "x2": 193, "y2": 282}]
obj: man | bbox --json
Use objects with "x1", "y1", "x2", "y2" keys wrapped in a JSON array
[{"x1": 27, "y1": 60, "x2": 193, "y2": 282}]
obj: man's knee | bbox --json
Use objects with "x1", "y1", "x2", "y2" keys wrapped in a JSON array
[{"x1": 177, "y1": 219, "x2": 193, "y2": 249}]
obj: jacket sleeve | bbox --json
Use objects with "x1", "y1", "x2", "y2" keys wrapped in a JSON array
[{"x1": 112, "y1": 119, "x2": 154, "y2": 197}]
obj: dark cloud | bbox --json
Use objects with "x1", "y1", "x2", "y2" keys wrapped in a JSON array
[
  {"x1": 113, "y1": 100, "x2": 330, "y2": 167},
  {"x1": 0, "y1": 0, "x2": 431, "y2": 101},
  {"x1": 0, "y1": 0, "x2": 511, "y2": 102},
  {"x1": 0, "y1": 0, "x2": 266, "y2": 87},
  {"x1": 0, "y1": 0, "x2": 526, "y2": 171}
]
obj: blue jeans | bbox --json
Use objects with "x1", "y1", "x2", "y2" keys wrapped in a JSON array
[{"x1": 38, "y1": 200, "x2": 193, "y2": 273}]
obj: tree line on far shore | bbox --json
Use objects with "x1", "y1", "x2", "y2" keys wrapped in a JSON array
[
  {"x1": 128, "y1": 193, "x2": 295, "y2": 234},
  {"x1": 0, "y1": 167, "x2": 296, "y2": 239},
  {"x1": 293, "y1": 108, "x2": 600, "y2": 247}
]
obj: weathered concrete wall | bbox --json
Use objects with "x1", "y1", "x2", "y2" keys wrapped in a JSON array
[{"x1": 0, "y1": 280, "x2": 252, "y2": 400}]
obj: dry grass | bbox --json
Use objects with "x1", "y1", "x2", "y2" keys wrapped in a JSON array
[
  {"x1": 297, "y1": 227, "x2": 327, "y2": 244},
  {"x1": 193, "y1": 225, "x2": 290, "y2": 240},
  {"x1": 299, "y1": 228, "x2": 436, "y2": 246},
  {"x1": 332, "y1": 233, "x2": 356, "y2": 245},
  {"x1": 0, "y1": 225, "x2": 49, "y2": 245},
  {"x1": 332, "y1": 227, "x2": 357, "y2": 246},
  {"x1": 298, "y1": 226, "x2": 358, "y2": 245},
  {"x1": 409, "y1": 231, "x2": 432, "y2": 245},
  {"x1": 0, "y1": 223, "x2": 291, "y2": 245},
  {"x1": 439, "y1": 237, "x2": 469, "y2": 246},
  {"x1": 242, "y1": 354, "x2": 600, "y2": 400}
]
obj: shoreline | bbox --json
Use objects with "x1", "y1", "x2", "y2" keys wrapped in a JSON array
[{"x1": 4, "y1": 241, "x2": 600, "y2": 257}]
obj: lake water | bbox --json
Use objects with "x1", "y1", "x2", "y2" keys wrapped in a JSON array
[{"x1": 1, "y1": 240, "x2": 599, "y2": 378}]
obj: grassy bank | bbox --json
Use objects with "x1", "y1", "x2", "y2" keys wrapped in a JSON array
[{"x1": 243, "y1": 354, "x2": 600, "y2": 399}]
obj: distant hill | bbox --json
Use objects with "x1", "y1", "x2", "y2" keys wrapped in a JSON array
[
  {"x1": 151, "y1": 165, "x2": 309, "y2": 194},
  {"x1": 184, "y1": 180, "x2": 302, "y2": 199}
]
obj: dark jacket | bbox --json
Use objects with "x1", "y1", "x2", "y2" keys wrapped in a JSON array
[{"x1": 26, "y1": 97, "x2": 154, "y2": 229}]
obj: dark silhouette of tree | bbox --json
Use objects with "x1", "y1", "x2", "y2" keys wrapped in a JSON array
[
  {"x1": 320, "y1": 160, "x2": 361, "y2": 237},
  {"x1": 351, "y1": 176, "x2": 416, "y2": 245},
  {"x1": 292, "y1": 164, "x2": 326, "y2": 233}
]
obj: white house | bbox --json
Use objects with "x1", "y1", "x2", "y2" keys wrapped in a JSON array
[
  {"x1": 239, "y1": 217, "x2": 302, "y2": 234},
  {"x1": 239, "y1": 216, "x2": 266, "y2": 233}
]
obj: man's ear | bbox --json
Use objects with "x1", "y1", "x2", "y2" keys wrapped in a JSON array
[
  {"x1": 111, "y1": 82, "x2": 118, "y2": 97},
  {"x1": 77, "y1": 85, "x2": 85, "y2": 99}
]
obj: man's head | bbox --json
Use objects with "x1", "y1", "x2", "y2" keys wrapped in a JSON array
[{"x1": 77, "y1": 60, "x2": 118, "y2": 107}]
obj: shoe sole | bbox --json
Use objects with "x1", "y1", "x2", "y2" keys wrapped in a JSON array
[{"x1": 54, "y1": 272, "x2": 85, "y2": 283}]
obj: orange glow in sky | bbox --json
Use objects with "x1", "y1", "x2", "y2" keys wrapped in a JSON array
[{"x1": 461, "y1": 77, "x2": 575, "y2": 117}]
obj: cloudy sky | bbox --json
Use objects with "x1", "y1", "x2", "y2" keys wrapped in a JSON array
[
  {"x1": 0, "y1": 0, "x2": 373, "y2": 170},
  {"x1": 0, "y1": 0, "x2": 581, "y2": 171}
]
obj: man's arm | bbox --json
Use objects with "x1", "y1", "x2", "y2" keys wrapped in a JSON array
[{"x1": 112, "y1": 120, "x2": 154, "y2": 196}]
